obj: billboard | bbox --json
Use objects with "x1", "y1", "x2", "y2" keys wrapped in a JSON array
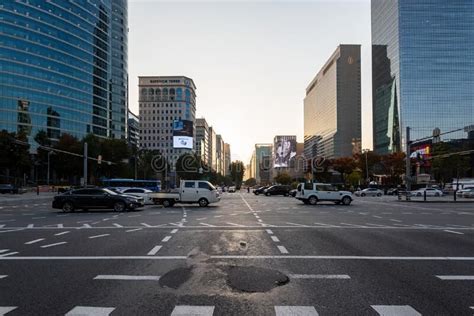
[
  {"x1": 173, "y1": 120, "x2": 194, "y2": 149},
  {"x1": 273, "y1": 135, "x2": 297, "y2": 168}
]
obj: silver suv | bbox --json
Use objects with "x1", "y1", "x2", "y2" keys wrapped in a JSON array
[{"x1": 295, "y1": 183, "x2": 353, "y2": 205}]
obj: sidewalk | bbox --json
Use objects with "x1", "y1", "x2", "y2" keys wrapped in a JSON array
[{"x1": 397, "y1": 195, "x2": 474, "y2": 203}]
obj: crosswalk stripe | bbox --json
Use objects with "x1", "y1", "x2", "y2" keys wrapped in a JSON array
[
  {"x1": 94, "y1": 275, "x2": 160, "y2": 281},
  {"x1": 0, "y1": 307, "x2": 17, "y2": 315},
  {"x1": 288, "y1": 274, "x2": 350, "y2": 279},
  {"x1": 277, "y1": 246, "x2": 289, "y2": 254},
  {"x1": 0, "y1": 275, "x2": 7, "y2": 279},
  {"x1": 88, "y1": 234, "x2": 110, "y2": 239},
  {"x1": 274, "y1": 306, "x2": 319, "y2": 316},
  {"x1": 171, "y1": 305, "x2": 215, "y2": 316},
  {"x1": 0, "y1": 250, "x2": 9, "y2": 254},
  {"x1": 372, "y1": 305, "x2": 421, "y2": 316},
  {"x1": 436, "y1": 275, "x2": 474, "y2": 280},
  {"x1": 41, "y1": 242, "x2": 67, "y2": 248},
  {"x1": 65, "y1": 306, "x2": 115, "y2": 316},
  {"x1": 147, "y1": 246, "x2": 162, "y2": 255},
  {"x1": 25, "y1": 238, "x2": 45, "y2": 245}
]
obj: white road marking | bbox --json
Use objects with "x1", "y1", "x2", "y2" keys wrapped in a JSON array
[
  {"x1": 0, "y1": 252, "x2": 18, "y2": 257},
  {"x1": 257, "y1": 219, "x2": 263, "y2": 222},
  {"x1": 288, "y1": 274, "x2": 350, "y2": 279},
  {"x1": 390, "y1": 219, "x2": 402, "y2": 222},
  {"x1": 25, "y1": 238, "x2": 45, "y2": 244},
  {"x1": 277, "y1": 246, "x2": 289, "y2": 254},
  {"x1": 266, "y1": 229, "x2": 273, "y2": 234},
  {"x1": 230, "y1": 213, "x2": 238, "y2": 216},
  {"x1": 436, "y1": 275, "x2": 474, "y2": 280},
  {"x1": 286, "y1": 222, "x2": 308, "y2": 227},
  {"x1": 443, "y1": 230, "x2": 464, "y2": 235},
  {"x1": 0, "y1": 219, "x2": 15, "y2": 223},
  {"x1": 0, "y1": 250, "x2": 9, "y2": 254},
  {"x1": 448, "y1": 224, "x2": 470, "y2": 228},
  {"x1": 32, "y1": 217, "x2": 46, "y2": 219},
  {"x1": 271, "y1": 236, "x2": 280, "y2": 242},
  {"x1": 112, "y1": 223, "x2": 123, "y2": 228},
  {"x1": 0, "y1": 229, "x2": 25, "y2": 233},
  {"x1": 365, "y1": 223, "x2": 389, "y2": 227},
  {"x1": 0, "y1": 307, "x2": 17, "y2": 315},
  {"x1": 226, "y1": 222, "x2": 245, "y2": 227},
  {"x1": 147, "y1": 246, "x2": 162, "y2": 255},
  {"x1": 88, "y1": 234, "x2": 110, "y2": 239},
  {"x1": 162, "y1": 236, "x2": 172, "y2": 242},
  {"x1": 340, "y1": 223, "x2": 366, "y2": 228},
  {"x1": 371, "y1": 305, "x2": 421, "y2": 316},
  {"x1": 141, "y1": 223, "x2": 152, "y2": 227},
  {"x1": 94, "y1": 275, "x2": 160, "y2": 281},
  {"x1": 0, "y1": 225, "x2": 4, "y2": 229},
  {"x1": 81, "y1": 224, "x2": 92, "y2": 228},
  {"x1": 128, "y1": 214, "x2": 141, "y2": 218},
  {"x1": 65, "y1": 306, "x2": 115, "y2": 316},
  {"x1": 41, "y1": 242, "x2": 67, "y2": 248},
  {"x1": 274, "y1": 306, "x2": 319, "y2": 316},
  {"x1": 54, "y1": 231, "x2": 70, "y2": 236},
  {"x1": 239, "y1": 194, "x2": 254, "y2": 211},
  {"x1": 0, "y1": 275, "x2": 7, "y2": 279},
  {"x1": 126, "y1": 228, "x2": 142, "y2": 233},
  {"x1": 214, "y1": 215, "x2": 223, "y2": 218},
  {"x1": 171, "y1": 305, "x2": 215, "y2": 316},
  {"x1": 313, "y1": 222, "x2": 336, "y2": 227},
  {"x1": 199, "y1": 223, "x2": 216, "y2": 227},
  {"x1": 170, "y1": 229, "x2": 179, "y2": 234},
  {"x1": 77, "y1": 220, "x2": 93, "y2": 223},
  {"x1": 196, "y1": 217, "x2": 207, "y2": 221}
]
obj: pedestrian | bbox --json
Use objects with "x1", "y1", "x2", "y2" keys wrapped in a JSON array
[{"x1": 247, "y1": 187, "x2": 250, "y2": 193}]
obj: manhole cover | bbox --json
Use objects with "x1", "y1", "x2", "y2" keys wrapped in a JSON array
[
  {"x1": 159, "y1": 267, "x2": 193, "y2": 289},
  {"x1": 226, "y1": 266, "x2": 289, "y2": 292}
]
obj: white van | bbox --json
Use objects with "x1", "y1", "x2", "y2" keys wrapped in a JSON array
[{"x1": 150, "y1": 180, "x2": 221, "y2": 207}]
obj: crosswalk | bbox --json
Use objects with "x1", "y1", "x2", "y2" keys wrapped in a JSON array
[{"x1": 0, "y1": 304, "x2": 465, "y2": 315}]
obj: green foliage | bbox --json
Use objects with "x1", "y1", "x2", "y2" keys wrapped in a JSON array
[
  {"x1": 0, "y1": 130, "x2": 31, "y2": 184},
  {"x1": 431, "y1": 142, "x2": 471, "y2": 184},
  {"x1": 176, "y1": 153, "x2": 203, "y2": 181},
  {"x1": 230, "y1": 161, "x2": 245, "y2": 186},
  {"x1": 244, "y1": 178, "x2": 257, "y2": 187},
  {"x1": 274, "y1": 172, "x2": 292, "y2": 185}
]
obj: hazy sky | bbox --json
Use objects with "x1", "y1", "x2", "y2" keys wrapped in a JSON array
[{"x1": 129, "y1": 0, "x2": 372, "y2": 163}]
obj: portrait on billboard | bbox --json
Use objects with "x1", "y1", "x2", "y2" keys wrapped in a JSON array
[{"x1": 274, "y1": 136, "x2": 296, "y2": 168}]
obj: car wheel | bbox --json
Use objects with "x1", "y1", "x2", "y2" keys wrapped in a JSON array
[
  {"x1": 308, "y1": 196, "x2": 318, "y2": 205},
  {"x1": 361, "y1": 193, "x2": 366, "y2": 197},
  {"x1": 113, "y1": 201, "x2": 126, "y2": 212},
  {"x1": 254, "y1": 192, "x2": 259, "y2": 195},
  {"x1": 377, "y1": 193, "x2": 382, "y2": 197},
  {"x1": 341, "y1": 196, "x2": 352, "y2": 205},
  {"x1": 62, "y1": 201, "x2": 74, "y2": 213},
  {"x1": 435, "y1": 193, "x2": 440, "y2": 197},
  {"x1": 417, "y1": 193, "x2": 422, "y2": 197},
  {"x1": 284, "y1": 193, "x2": 289, "y2": 197},
  {"x1": 265, "y1": 192, "x2": 270, "y2": 196},
  {"x1": 198, "y1": 198, "x2": 209, "y2": 207},
  {"x1": 162, "y1": 199, "x2": 171, "y2": 208}
]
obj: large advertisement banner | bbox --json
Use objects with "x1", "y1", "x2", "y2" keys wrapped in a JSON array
[
  {"x1": 173, "y1": 120, "x2": 194, "y2": 149},
  {"x1": 274, "y1": 135, "x2": 297, "y2": 168}
]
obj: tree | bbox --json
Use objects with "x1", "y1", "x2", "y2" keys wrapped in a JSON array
[
  {"x1": 354, "y1": 151, "x2": 381, "y2": 183},
  {"x1": 331, "y1": 157, "x2": 357, "y2": 184},
  {"x1": 380, "y1": 152, "x2": 405, "y2": 185},
  {"x1": 0, "y1": 130, "x2": 31, "y2": 185},
  {"x1": 244, "y1": 178, "x2": 257, "y2": 187},
  {"x1": 176, "y1": 153, "x2": 203, "y2": 181},
  {"x1": 274, "y1": 172, "x2": 292, "y2": 185},
  {"x1": 230, "y1": 161, "x2": 245, "y2": 186},
  {"x1": 432, "y1": 142, "x2": 471, "y2": 184}
]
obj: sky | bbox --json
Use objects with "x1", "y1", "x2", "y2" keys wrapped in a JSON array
[{"x1": 128, "y1": 0, "x2": 372, "y2": 164}]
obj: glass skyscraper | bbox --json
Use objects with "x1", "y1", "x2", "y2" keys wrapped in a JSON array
[
  {"x1": 0, "y1": 0, "x2": 128, "y2": 143},
  {"x1": 372, "y1": 0, "x2": 474, "y2": 154}
]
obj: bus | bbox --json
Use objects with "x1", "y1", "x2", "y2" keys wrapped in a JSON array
[{"x1": 100, "y1": 178, "x2": 161, "y2": 192}]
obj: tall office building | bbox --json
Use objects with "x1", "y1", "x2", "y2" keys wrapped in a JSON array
[
  {"x1": 372, "y1": 0, "x2": 474, "y2": 153},
  {"x1": 138, "y1": 76, "x2": 196, "y2": 166},
  {"x1": 196, "y1": 118, "x2": 210, "y2": 165},
  {"x1": 304, "y1": 45, "x2": 361, "y2": 160},
  {"x1": 127, "y1": 110, "x2": 139, "y2": 148},
  {"x1": 216, "y1": 135, "x2": 225, "y2": 175},
  {"x1": 208, "y1": 126, "x2": 217, "y2": 171},
  {"x1": 224, "y1": 143, "x2": 231, "y2": 176},
  {"x1": 254, "y1": 144, "x2": 273, "y2": 185},
  {"x1": 0, "y1": 1, "x2": 128, "y2": 142}
]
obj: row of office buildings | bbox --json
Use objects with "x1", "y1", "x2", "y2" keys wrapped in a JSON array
[
  {"x1": 304, "y1": 1, "x2": 474, "y2": 163},
  {"x1": 0, "y1": 1, "x2": 230, "y2": 176}
]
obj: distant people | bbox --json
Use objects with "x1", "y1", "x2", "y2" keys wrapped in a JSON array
[{"x1": 247, "y1": 187, "x2": 250, "y2": 193}]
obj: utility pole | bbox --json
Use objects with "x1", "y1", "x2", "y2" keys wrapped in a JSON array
[
  {"x1": 47, "y1": 151, "x2": 53, "y2": 186},
  {"x1": 83, "y1": 142, "x2": 88, "y2": 187},
  {"x1": 405, "y1": 127, "x2": 411, "y2": 197}
]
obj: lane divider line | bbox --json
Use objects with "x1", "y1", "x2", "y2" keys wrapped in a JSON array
[
  {"x1": 147, "y1": 246, "x2": 162, "y2": 256},
  {"x1": 41, "y1": 242, "x2": 67, "y2": 248},
  {"x1": 88, "y1": 234, "x2": 110, "y2": 239},
  {"x1": 25, "y1": 238, "x2": 45, "y2": 245}
]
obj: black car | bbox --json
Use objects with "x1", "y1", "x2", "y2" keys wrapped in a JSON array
[
  {"x1": 253, "y1": 186, "x2": 268, "y2": 195},
  {"x1": 289, "y1": 189, "x2": 297, "y2": 197},
  {"x1": 0, "y1": 184, "x2": 26, "y2": 194},
  {"x1": 264, "y1": 185, "x2": 291, "y2": 196},
  {"x1": 52, "y1": 188, "x2": 144, "y2": 212}
]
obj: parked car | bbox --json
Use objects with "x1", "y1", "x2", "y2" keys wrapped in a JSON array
[
  {"x1": 295, "y1": 183, "x2": 352, "y2": 205},
  {"x1": 461, "y1": 188, "x2": 474, "y2": 198},
  {"x1": 456, "y1": 187, "x2": 474, "y2": 198},
  {"x1": 117, "y1": 187, "x2": 154, "y2": 204},
  {"x1": 52, "y1": 188, "x2": 144, "y2": 212},
  {"x1": 149, "y1": 180, "x2": 220, "y2": 207},
  {"x1": 289, "y1": 189, "x2": 297, "y2": 197},
  {"x1": 410, "y1": 188, "x2": 443, "y2": 197},
  {"x1": 0, "y1": 184, "x2": 27, "y2": 194},
  {"x1": 264, "y1": 185, "x2": 291, "y2": 196},
  {"x1": 355, "y1": 188, "x2": 383, "y2": 197},
  {"x1": 253, "y1": 186, "x2": 268, "y2": 195},
  {"x1": 228, "y1": 186, "x2": 236, "y2": 193}
]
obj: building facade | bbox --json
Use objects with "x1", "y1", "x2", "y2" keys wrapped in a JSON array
[
  {"x1": 224, "y1": 143, "x2": 231, "y2": 176},
  {"x1": 304, "y1": 45, "x2": 361, "y2": 160},
  {"x1": 127, "y1": 110, "x2": 139, "y2": 148},
  {"x1": 216, "y1": 135, "x2": 225, "y2": 175},
  {"x1": 196, "y1": 118, "x2": 209, "y2": 165},
  {"x1": 372, "y1": 0, "x2": 474, "y2": 154},
  {"x1": 138, "y1": 76, "x2": 196, "y2": 166},
  {"x1": 254, "y1": 144, "x2": 273, "y2": 185},
  {"x1": 0, "y1": 0, "x2": 128, "y2": 143},
  {"x1": 208, "y1": 126, "x2": 217, "y2": 171}
]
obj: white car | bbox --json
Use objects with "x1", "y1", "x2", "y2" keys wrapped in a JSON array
[
  {"x1": 461, "y1": 188, "x2": 474, "y2": 198},
  {"x1": 356, "y1": 188, "x2": 383, "y2": 197},
  {"x1": 411, "y1": 188, "x2": 443, "y2": 197},
  {"x1": 295, "y1": 183, "x2": 353, "y2": 205},
  {"x1": 228, "y1": 186, "x2": 236, "y2": 193},
  {"x1": 118, "y1": 188, "x2": 154, "y2": 204}
]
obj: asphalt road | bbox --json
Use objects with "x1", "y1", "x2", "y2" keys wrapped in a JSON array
[{"x1": 0, "y1": 192, "x2": 473, "y2": 315}]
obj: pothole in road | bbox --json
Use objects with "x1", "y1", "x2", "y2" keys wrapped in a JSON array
[
  {"x1": 159, "y1": 267, "x2": 193, "y2": 289},
  {"x1": 226, "y1": 265, "x2": 289, "y2": 293}
]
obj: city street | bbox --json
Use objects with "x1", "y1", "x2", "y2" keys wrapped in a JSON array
[{"x1": 0, "y1": 193, "x2": 473, "y2": 315}]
